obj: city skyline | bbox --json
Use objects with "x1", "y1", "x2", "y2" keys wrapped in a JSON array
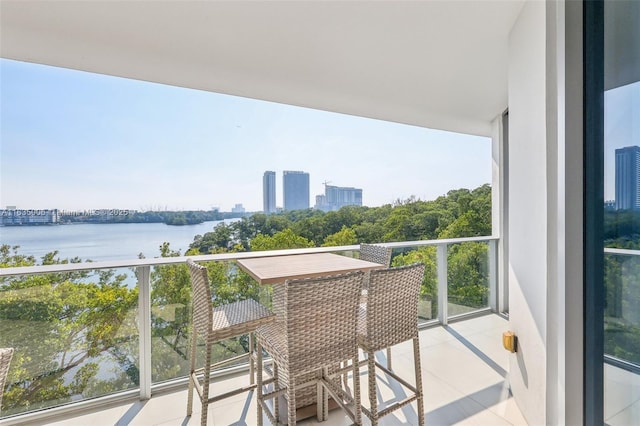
[
  {"x1": 614, "y1": 146, "x2": 640, "y2": 210},
  {"x1": 1, "y1": 58, "x2": 491, "y2": 211}
]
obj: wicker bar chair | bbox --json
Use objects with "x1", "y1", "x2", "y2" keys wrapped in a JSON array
[
  {"x1": 186, "y1": 259, "x2": 275, "y2": 426},
  {"x1": 359, "y1": 243, "x2": 392, "y2": 269},
  {"x1": 358, "y1": 243, "x2": 394, "y2": 368},
  {"x1": 358, "y1": 263, "x2": 425, "y2": 426},
  {"x1": 256, "y1": 271, "x2": 364, "y2": 425},
  {"x1": 0, "y1": 348, "x2": 14, "y2": 413}
]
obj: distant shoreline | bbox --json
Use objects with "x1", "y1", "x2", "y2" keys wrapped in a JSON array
[
  {"x1": 0, "y1": 221, "x2": 219, "y2": 227},
  {"x1": 0, "y1": 210, "x2": 252, "y2": 227}
]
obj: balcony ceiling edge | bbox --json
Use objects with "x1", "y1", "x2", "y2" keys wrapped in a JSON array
[{"x1": 0, "y1": 1, "x2": 522, "y2": 138}]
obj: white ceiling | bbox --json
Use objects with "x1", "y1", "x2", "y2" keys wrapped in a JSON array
[{"x1": 0, "y1": 0, "x2": 525, "y2": 137}]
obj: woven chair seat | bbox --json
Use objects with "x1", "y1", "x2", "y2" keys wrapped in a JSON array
[{"x1": 208, "y1": 299, "x2": 274, "y2": 342}]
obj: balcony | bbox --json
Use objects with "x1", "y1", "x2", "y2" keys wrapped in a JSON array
[
  {"x1": 3, "y1": 1, "x2": 640, "y2": 423},
  {"x1": 0, "y1": 237, "x2": 521, "y2": 424}
]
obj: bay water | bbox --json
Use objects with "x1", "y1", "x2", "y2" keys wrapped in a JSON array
[{"x1": 0, "y1": 219, "x2": 237, "y2": 263}]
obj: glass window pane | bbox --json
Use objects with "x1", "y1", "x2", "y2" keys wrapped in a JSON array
[{"x1": 604, "y1": 1, "x2": 640, "y2": 423}]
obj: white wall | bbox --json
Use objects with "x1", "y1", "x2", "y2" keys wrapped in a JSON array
[
  {"x1": 507, "y1": 1, "x2": 585, "y2": 424},
  {"x1": 507, "y1": 1, "x2": 548, "y2": 424}
]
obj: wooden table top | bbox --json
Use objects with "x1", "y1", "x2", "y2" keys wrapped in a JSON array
[{"x1": 236, "y1": 252, "x2": 385, "y2": 285}]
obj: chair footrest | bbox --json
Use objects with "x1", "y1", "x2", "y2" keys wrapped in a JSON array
[
  {"x1": 319, "y1": 377, "x2": 359, "y2": 423},
  {"x1": 376, "y1": 395, "x2": 419, "y2": 419},
  {"x1": 207, "y1": 383, "x2": 256, "y2": 403},
  {"x1": 374, "y1": 360, "x2": 418, "y2": 393}
]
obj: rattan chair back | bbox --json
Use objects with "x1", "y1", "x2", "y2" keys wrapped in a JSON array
[
  {"x1": 359, "y1": 243, "x2": 392, "y2": 267},
  {"x1": 187, "y1": 259, "x2": 213, "y2": 336},
  {"x1": 364, "y1": 263, "x2": 425, "y2": 351},
  {"x1": 285, "y1": 271, "x2": 363, "y2": 376}
]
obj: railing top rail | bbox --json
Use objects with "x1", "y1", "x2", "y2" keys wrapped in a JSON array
[
  {"x1": 604, "y1": 247, "x2": 640, "y2": 256},
  {"x1": 381, "y1": 235, "x2": 498, "y2": 249},
  {"x1": 0, "y1": 235, "x2": 498, "y2": 277}
]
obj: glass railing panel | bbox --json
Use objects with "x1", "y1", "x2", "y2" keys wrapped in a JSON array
[
  {"x1": 149, "y1": 261, "x2": 190, "y2": 384},
  {"x1": 604, "y1": 251, "x2": 640, "y2": 366},
  {"x1": 446, "y1": 241, "x2": 490, "y2": 317},
  {"x1": 390, "y1": 246, "x2": 438, "y2": 324},
  {"x1": 0, "y1": 268, "x2": 139, "y2": 417},
  {"x1": 149, "y1": 260, "x2": 266, "y2": 385}
]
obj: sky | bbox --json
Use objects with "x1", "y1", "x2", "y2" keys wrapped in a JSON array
[
  {"x1": 604, "y1": 81, "x2": 640, "y2": 201},
  {"x1": 0, "y1": 58, "x2": 491, "y2": 212}
]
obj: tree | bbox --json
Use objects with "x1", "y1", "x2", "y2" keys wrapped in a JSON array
[
  {"x1": 250, "y1": 229, "x2": 314, "y2": 251},
  {"x1": 321, "y1": 226, "x2": 357, "y2": 247},
  {"x1": 447, "y1": 242, "x2": 489, "y2": 310},
  {"x1": 190, "y1": 223, "x2": 233, "y2": 253}
]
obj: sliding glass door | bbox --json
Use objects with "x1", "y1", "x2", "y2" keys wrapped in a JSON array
[{"x1": 599, "y1": 1, "x2": 640, "y2": 424}]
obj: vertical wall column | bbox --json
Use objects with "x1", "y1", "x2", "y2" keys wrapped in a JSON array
[{"x1": 492, "y1": 113, "x2": 508, "y2": 313}]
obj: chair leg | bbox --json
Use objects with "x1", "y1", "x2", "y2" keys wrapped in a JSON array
[
  {"x1": 273, "y1": 362, "x2": 279, "y2": 423},
  {"x1": 249, "y1": 333, "x2": 255, "y2": 386},
  {"x1": 187, "y1": 327, "x2": 197, "y2": 417},
  {"x1": 342, "y1": 360, "x2": 349, "y2": 391},
  {"x1": 317, "y1": 370, "x2": 325, "y2": 422},
  {"x1": 201, "y1": 341, "x2": 212, "y2": 426},
  {"x1": 256, "y1": 340, "x2": 263, "y2": 426},
  {"x1": 287, "y1": 377, "x2": 297, "y2": 426},
  {"x1": 413, "y1": 337, "x2": 425, "y2": 426},
  {"x1": 352, "y1": 354, "x2": 362, "y2": 425},
  {"x1": 367, "y1": 350, "x2": 379, "y2": 426}
]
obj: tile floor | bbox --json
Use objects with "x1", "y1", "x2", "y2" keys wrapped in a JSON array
[
  {"x1": 18, "y1": 314, "x2": 529, "y2": 425},
  {"x1": 605, "y1": 362, "x2": 640, "y2": 425}
]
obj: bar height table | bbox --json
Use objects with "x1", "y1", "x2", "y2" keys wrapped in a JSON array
[{"x1": 237, "y1": 252, "x2": 384, "y2": 285}]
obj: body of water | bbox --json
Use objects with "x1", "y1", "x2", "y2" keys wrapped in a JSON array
[{"x1": 0, "y1": 219, "x2": 237, "y2": 262}]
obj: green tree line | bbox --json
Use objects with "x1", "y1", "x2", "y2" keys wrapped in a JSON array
[{"x1": 190, "y1": 184, "x2": 492, "y2": 253}]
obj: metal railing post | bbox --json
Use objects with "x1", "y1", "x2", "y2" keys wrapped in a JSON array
[
  {"x1": 437, "y1": 243, "x2": 448, "y2": 325},
  {"x1": 137, "y1": 266, "x2": 152, "y2": 400},
  {"x1": 488, "y1": 239, "x2": 498, "y2": 312}
]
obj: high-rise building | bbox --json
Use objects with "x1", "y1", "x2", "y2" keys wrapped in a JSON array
[
  {"x1": 282, "y1": 171, "x2": 310, "y2": 211},
  {"x1": 263, "y1": 171, "x2": 276, "y2": 213},
  {"x1": 315, "y1": 185, "x2": 363, "y2": 211},
  {"x1": 615, "y1": 146, "x2": 640, "y2": 210}
]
